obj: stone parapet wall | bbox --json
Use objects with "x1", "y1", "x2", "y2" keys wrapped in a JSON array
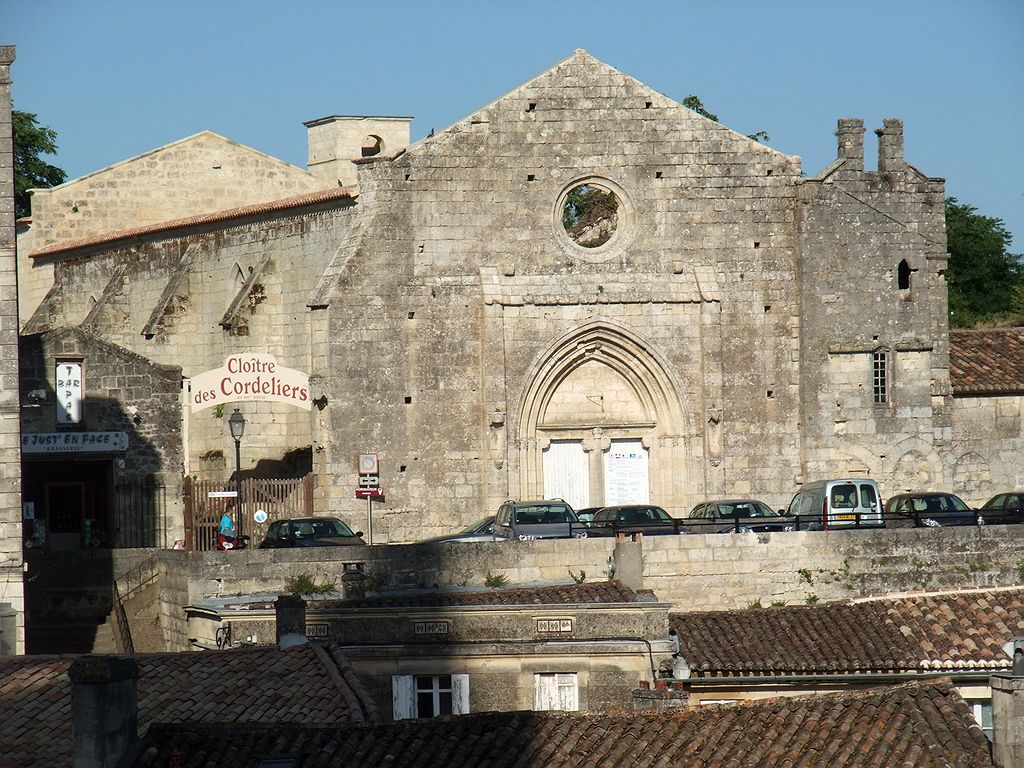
[{"x1": 173, "y1": 527, "x2": 1024, "y2": 613}]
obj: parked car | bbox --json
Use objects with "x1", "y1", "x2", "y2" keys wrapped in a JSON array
[
  {"x1": 420, "y1": 516, "x2": 497, "y2": 544},
  {"x1": 786, "y1": 479, "x2": 884, "y2": 530},
  {"x1": 574, "y1": 507, "x2": 602, "y2": 524},
  {"x1": 979, "y1": 492, "x2": 1024, "y2": 526},
  {"x1": 683, "y1": 499, "x2": 795, "y2": 534},
  {"x1": 587, "y1": 504, "x2": 685, "y2": 536},
  {"x1": 259, "y1": 517, "x2": 366, "y2": 548},
  {"x1": 493, "y1": 500, "x2": 587, "y2": 541},
  {"x1": 884, "y1": 493, "x2": 979, "y2": 528}
]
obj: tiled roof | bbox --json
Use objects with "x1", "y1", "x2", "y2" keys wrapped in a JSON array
[
  {"x1": 234, "y1": 580, "x2": 650, "y2": 610},
  {"x1": 0, "y1": 644, "x2": 377, "y2": 768},
  {"x1": 949, "y1": 328, "x2": 1024, "y2": 395},
  {"x1": 29, "y1": 187, "x2": 355, "y2": 259},
  {"x1": 131, "y1": 679, "x2": 992, "y2": 767},
  {"x1": 670, "y1": 587, "x2": 1024, "y2": 675}
]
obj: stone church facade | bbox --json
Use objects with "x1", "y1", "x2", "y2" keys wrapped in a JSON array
[{"x1": 13, "y1": 50, "x2": 1024, "y2": 547}]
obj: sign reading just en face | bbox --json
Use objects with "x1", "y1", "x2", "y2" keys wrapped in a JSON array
[{"x1": 190, "y1": 354, "x2": 311, "y2": 413}]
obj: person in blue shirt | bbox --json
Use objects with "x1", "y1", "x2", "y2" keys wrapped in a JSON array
[{"x1": 218, "y1": 501, "x2": 237, "y2": 549}]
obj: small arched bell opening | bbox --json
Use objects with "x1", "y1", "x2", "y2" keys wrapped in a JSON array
[{"x1": 361, "y1": 135, "x2": 384, "y2": 157}]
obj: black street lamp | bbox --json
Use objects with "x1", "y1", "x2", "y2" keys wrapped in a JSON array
[{"x1": 228, "y1": 408, "x2": 246, "y2": 542}]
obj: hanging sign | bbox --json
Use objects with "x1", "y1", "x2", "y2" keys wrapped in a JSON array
[
  {"x1": 55, "y1": 362, "x2": 83, "y2": 424},
  {"x1": 190, "y1": 353, "x2": 310, "y2": 413}
]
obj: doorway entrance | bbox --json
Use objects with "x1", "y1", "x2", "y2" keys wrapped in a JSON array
[{"x1": 22, "y1": 460, "x2": 113, "y2": 551}]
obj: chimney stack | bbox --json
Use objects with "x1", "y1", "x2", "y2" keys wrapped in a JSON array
[
  {"x1": 991, "y1": 638, "x2": 1024, "y2": 767},
  {"x1": 835, "y1": 118, "x2": 865, "y2": 172},
  {"x1": 275, "y1": 593, "x2": 308, "y2": 649},
  {"x1": 876, "y1": 118, "x2": 905, "y2": 173},
  {"x1": 69, "y1": 655, "x2": 139, "y2": 768},
  {"x1": 342, "y1": 561, "x2": 367, "y2": 599}
]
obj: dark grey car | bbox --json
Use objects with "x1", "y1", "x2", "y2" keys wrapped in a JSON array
[
  {"x1": 683, "y1": 499, "x2": 795, "y2": 534},
  {"x1": 493, "y1": 500, "x2": 587, "y2": 541},
  {"x1": 588, "y1": 504, "x2": 684, "y2": 537},
  {"x1": 259, "y1": 517, "x2": 366, "y2": 548},
  {"x1": 420, "y1": 517, "x2": 497, "y2": 544},
  {"x1": 884, "y1": 493, "x2": 979, "y2": 527}
]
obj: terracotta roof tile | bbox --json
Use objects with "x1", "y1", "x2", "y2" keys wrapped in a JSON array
[
  {"x1": 949, "y1": 328, "x2": 1024, "y2": 395},
  {"x1": 234, "y1": 580, "x2": 646, "y2": 611},
  {"x1": 0, "y1": 643, "x2": 377, "y2": 768},
  {"x1": 670, "y1": 587, "x2": 1024, "y2": 675},
  {"x1": 132, "y1": 680, "x2": 992, "y2": 767},
  {"x1": 29, "y1": 187, "x2": 356, "y2": 259}
]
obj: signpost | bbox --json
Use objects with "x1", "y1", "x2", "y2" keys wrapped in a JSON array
[{"x1": 357, "y1": 453, "x2": 382, "y2": 543}]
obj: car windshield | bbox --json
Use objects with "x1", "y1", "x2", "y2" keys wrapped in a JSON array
[
  {"x1": 611, "y1": 507, "x2": 672, "y2": 523},
  {"x1": 911, "y1": 495, "x2": 970, "y2": 513},
  {"x1": 514, "y1": 505, "x2": 573, "y2": 524},
  {"x1": 309, "y1": 519, "x2": 356, "y2": 537},
  {"x1": 465, "y1": 517, "x2": 494, "y2": 534},
  {"x1": 718, "y1": 501, "x2": 777, "y2": 518}
]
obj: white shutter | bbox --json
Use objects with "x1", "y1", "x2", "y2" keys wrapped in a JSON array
[
  {"x1": 392, "y1": 675, "x2": 415, "y2": 720},
  {"x1": 534, "y1": 673, "x2": 556, "y2": 710},
  {"x1": 556, "y1": 673, "x2": 579, "y2": 711},
  {"x1": 543, "y1": 441, "x2": 589, "y2": 509},
  {"x1": 452, "y1": 673, "x2": 470, "y2": 714}
]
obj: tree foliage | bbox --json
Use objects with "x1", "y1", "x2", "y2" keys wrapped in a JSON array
[
  {"x1": 944, "y1": 197, "x2": 1024, "y2": 327},
  {"x1": 682, "y1": 95, "x2": 769, "y2": 143},
  {"x1": 13, "y1": 110, "x2": 66, "y2": 218}
]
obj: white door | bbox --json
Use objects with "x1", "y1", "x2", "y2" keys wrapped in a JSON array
[
  {"x1": 603, "y1": 439, "x2": 649, "y2": 505},
  {"x1": 543, "y1": 440, "x2": 589, "y2": 509}
]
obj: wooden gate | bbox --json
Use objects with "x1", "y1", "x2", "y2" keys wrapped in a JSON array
[{"x1": 183, "y1": 474, "x2": 314, "y2": 551}]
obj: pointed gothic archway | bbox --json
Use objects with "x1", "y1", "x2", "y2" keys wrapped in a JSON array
[{"x1": 515, "y1": 322, "x2": 691, "y2": 513}]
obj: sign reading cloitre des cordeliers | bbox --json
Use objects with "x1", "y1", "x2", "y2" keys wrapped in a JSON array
[{"x1": 189, "y1": 353, "x2": 311, "y2": 412}]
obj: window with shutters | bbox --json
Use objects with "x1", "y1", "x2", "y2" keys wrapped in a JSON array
[
  {"x1": 392, "y1": 674, "x2": 469, "y2": 720},
  {"x1": 533, "y1": 672, "x2": 579, "y2": 711}
]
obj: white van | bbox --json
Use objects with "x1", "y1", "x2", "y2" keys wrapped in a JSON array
[{"x1": 786, "y1": 479, "x2": 883, "y2": 530}]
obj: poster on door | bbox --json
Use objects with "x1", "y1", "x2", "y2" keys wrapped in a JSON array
[{"x1": 603, "y1": 440, "x2": 649, "y2": 505}]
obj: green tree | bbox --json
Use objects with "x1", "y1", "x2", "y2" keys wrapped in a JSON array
[
  {"x1": 945, "y1": 197, "x2": 1023, "y2": 327},
  {"x1": 682, "y1": 94, "x2": 769, "y2": 143},
  {"x1": 13, "y1": 110, "x2": 66, "y2": 218}
]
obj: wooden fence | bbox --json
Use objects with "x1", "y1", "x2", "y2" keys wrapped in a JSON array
[{"x1": 183, "y1": 474, "x2": 314, "y2": 551}]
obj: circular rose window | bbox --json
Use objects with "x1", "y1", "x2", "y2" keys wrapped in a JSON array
[{"x1": 560, "y1": 182, "x2": 620, "y2": 248}]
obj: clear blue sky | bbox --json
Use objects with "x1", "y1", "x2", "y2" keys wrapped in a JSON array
[{"x1": 5, "y1": 0, "x2": 1023, "y2": 249}]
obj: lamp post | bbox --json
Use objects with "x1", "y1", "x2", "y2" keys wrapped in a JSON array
[{"x1": 228, "y1": 408, "x2": 246, "y2": 542}]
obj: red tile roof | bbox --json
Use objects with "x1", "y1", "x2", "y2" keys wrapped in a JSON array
[
  {"x1": 232, "y1": 580, "x2": 651, "y2": 610},
  {"x1": 29, "y1": 187, "x2": 356, "y2": 260},
  {"x1": 131, "y1": 679, "x2": 992, "y2": 767},
  {"x1": 949, "y1": 328, "x2": 1024, "y2": 395},
  {"x1": 0, "y1": 644, "x2": 377, "y2": 768},
  {"x1": 670, "y1": 587, "x2": 1024, "y2": 675}
]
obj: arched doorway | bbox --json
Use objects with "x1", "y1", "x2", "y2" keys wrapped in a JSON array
[{"x1": 516, "y1": 323, "x2": 689, "y2": 513}]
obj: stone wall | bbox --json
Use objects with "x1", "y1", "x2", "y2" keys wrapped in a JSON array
[
  {"x1": 950, "y1": 395, "x2": 1024, "y2": 503},
  {"x1": 173, "y1": 526, "x2": 1024, "y2": 613},
  {"x1": 0, "y1": 44, "x2": 23, "y2": 654},
  {"x1": 23, "y1": 202, "x2": 356, "y2": 480}
]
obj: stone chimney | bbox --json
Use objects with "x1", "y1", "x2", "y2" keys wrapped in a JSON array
[
  {"x1": 69, "y1": 655, "x2": 139, "y2": 768},
  {"x1": 304, "y1": 115, "x2": 412, "y2": 188},
  {"x1": 341, "y1": 561, "x2": 367, "y2": 599},
  {"x1": 275, "y1": 593, "x2": 308, "y2": 649},
  {"x1": 876, "y1": 118, "x2": 905, "y2": 173},
  {"x1": 835, "y1": 118, "x2": 865, "y2": 172},
  {"x1": 613, "y1": 535, "x2": 644, "y2": 591},
  {"x1": 991, "y1": 639, "x2": 1024, "y2": 768}
]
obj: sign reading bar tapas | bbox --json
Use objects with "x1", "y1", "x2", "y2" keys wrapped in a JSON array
[
  {"x1": 22, "y1": 431, "x2": 129, "y2": 454},
  {"x1": 190, "y1": 353, "x2": 310, "y2": 413}
]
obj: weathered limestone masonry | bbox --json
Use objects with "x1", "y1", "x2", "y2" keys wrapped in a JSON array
[
  {"x1": 12, "y1": 49, "x2": 1023, "y2": 550},
  {"x1": 18, "y1": 132, "x2": 334, "y2": 322},
  {"x1": 23, "y1": 199, "x2": 357, "y2": 490},
  {"x1": 153, "y1": 525, "x2": 1024, "y2": 651},
  {"x1": 0, "y1": 45, "x2": 24, "y2": 654},
  {"x1": 313, "y1": 50, "x2": 985, "y2": 541}
]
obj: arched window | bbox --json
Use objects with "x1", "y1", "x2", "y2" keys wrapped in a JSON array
[
  {"x1": 897, "y1": 259, "x2": 912, "y2": 291},
  {"x1": 361, "y1": 135, "x2": 384, "y2": 157}
]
